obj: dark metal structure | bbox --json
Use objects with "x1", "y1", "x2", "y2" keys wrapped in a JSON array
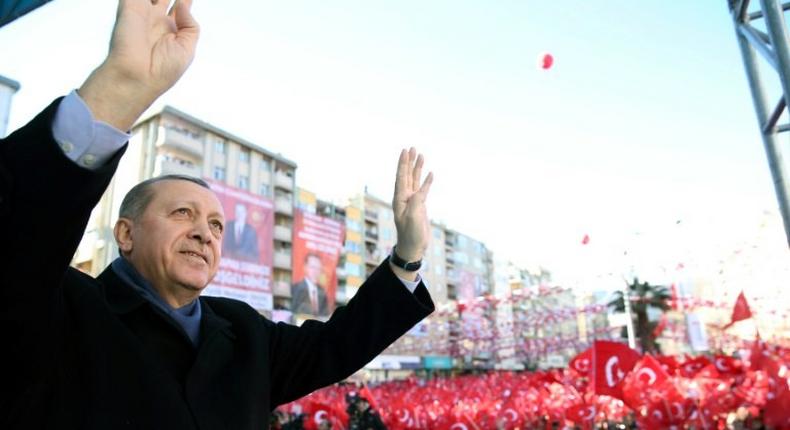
[
  {"x1": 729, "y1": 0, "x2": 790, "y2": 247},
  {"x1": 1, "y1": 0, "x2": 53, "y2": 28}
]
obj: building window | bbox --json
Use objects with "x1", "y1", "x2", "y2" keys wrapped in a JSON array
[
  {"x1": 345, "y1": 240, "x2": 362, "y2": 254},
  {"x1": 238, "y1": 175, "x2": 249, "y2": 190},
  {"x1": 260, "y1": 159, "x2": 270, "y2": 171},
  {"x1": 260, "y1": 183, "x2": 270, "y2": 196},
  {"x1": 214, "y1": 140, "x2": 226, "y2": 154},
  {"x1": 346, "y1": 220, "x2": 362, "y2": 232},
  {"x1": 345, "y1": 262, "x2": 362, "y2": 277},
  {"x1": 159, "y1": 154, "x2": 194, "y2": 168},
  {"x1": 213, "y1": 167, "x2": 226, "y2": 181},
  {"x1": 239, "y1": 148, "x2": 250, "y2": 162}
]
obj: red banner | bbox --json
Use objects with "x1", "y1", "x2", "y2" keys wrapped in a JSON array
[
  {"x1": 291, "y1": 208, "x2": 345, "y2": 317},
  {"x1": 203, "y1": 180, "x2": 274, "y2": 310}
]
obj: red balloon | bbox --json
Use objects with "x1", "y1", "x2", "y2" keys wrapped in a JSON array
[{"x1": 540, "y1": 53, "x2": 553, "y2": 70}]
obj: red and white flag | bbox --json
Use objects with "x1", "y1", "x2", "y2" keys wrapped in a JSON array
[
  {"x1": 591, "y1": 340, "x2": 641, "y2": 399},
  {"x1": 712, "y1": 355, "x2": 742, "y2": 375},
  {"x1": 724, "y1": 291, "x2": 752, "y2": 329},
  {"x1": 566, "y1": 403, "x2": 596, "y2": 429},
  {"x1": 632, "y1": 355, "x2": 670, "y2": 388},
  {"x1": 569, "y1": 348, "x2": 593, "y2": 376}
]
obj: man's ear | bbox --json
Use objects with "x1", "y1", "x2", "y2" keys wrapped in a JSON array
[{"x1": 114, "y1": 218, "x2": 134, "y2": 255}]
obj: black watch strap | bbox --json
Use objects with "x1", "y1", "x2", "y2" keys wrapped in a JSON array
[{"x1": 390, "y1": 246, "x2": 422, "y2": 271}]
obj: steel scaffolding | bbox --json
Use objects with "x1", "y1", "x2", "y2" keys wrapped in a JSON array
[{"x1": 729, "y1": 0, "x2": 790, "y2": 247}]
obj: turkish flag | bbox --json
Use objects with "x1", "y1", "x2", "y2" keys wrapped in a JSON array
[
  {"x1": 581, "y1": 234, "x2": 590, "y2": 245},
  {"x1": 302, "y1": 400, "x2": 346, "y2": 430},
  {"x1": 569, "y1": 348, "x2": 593, "y2": 376},
  {"x1": 391, "y1": 404, "x2": 418, "y2": 430},
  {"x1": 632, "y1": 355, "x2": 670, "y2": 387},
  {"x1": 764, "y1": 388, "x2": 790, "y2": 428},
  {"x1": 566, "y1": 403, "x2": 596, "y2": 428},
  {"x1": 679, "y1": 355, "x2": 712, "y2": 378},
  {"x1": 764, "y1": 358, "x2": 790, "y2": 428},
  {"x1": 656, "y1": 355, "x2": 680, "y2": 375},
  {"x1": 496, "y1": 404, "x2": 522, "y2": 430},
  {"x1": 360, "y1": 384, "x2": 380, "y2": 412},
  {"x1": 591, "y1": 340, "x2": 641, "y2": 399},
  {"x1": 637, "y1": 401, "x2": 671, "y2": 430},
  {"x1": 712, "y1": 355, "x2": 742, "y2": 375},
  {"x1": 750, "y1": 334, "x2": 770, "y2": 371},
  {"x1": 724, "y1": 291, "x2": 752, "y2": 329},
  {"x1": 621, "y1": 355, "x2": 671, "y2": 411},
  {"x1": 687, "y1": 404, "x2": 716, "y2": 430}
]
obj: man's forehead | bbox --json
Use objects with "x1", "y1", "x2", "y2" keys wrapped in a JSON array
[{"x1": 150, "y1": 180, "x2": 224, "y2": 215}]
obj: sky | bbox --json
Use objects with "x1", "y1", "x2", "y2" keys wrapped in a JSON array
[{"x1": 1, "y1": 0, "x2": 789, "y2": 299}]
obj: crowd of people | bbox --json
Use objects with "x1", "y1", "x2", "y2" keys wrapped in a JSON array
[{"x1": 271, "y1": 339, "x2": 790, "y2": 430}]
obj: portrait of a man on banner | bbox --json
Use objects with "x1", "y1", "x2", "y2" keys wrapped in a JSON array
[{"x1": 291, "y1": 209, "x2": 345, "y2": 317}]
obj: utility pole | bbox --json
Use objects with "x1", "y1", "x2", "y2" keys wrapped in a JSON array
[
  {"x1": 728, "y1": 0, "x2": 790, "y2": 247},
  {"x1": 622, "y1": 282, "x2": 638, "y2": 350}
]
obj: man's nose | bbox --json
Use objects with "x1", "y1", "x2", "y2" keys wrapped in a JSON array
[{"x1": 190, "y1": 220, "x2": 213, "y2": 243}]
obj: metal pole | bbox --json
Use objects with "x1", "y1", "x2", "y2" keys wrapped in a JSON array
[
  {"x1": 731, "y1": 0, "x2": 790, "y2": 247},
  {"x1": 622, "y1": 282, "x2": 637, "y2": 350}
]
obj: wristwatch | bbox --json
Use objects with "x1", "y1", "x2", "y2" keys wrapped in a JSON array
[{"x1": 390, "y1": 246, "x2": 422, "y2": 271}]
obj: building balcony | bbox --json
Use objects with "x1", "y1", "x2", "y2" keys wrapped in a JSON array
[
  {"x1": 365, "y1": 211, "x2": 378, "y2": 222},
  {"x1": 274, "y1": 225, "x2": 292, "y2": 242},
  {"x1": 158, "y1": 127, "x2": 204, "y2": 158},
  {"x1": 272, "y1": 280, "x2": 291, "y2": 298},
  {"x1": 274, "y1": 171, "x2": 294, "y2": 190},
  {"x1": 365, "y1": 248, "x2": 383, "y2": 265},
  {"x1": 273, "y1": 250, "x2": 292, "y2": 269},
  {"x1": 274, "y1": 198, "x2": 293, "y2": 216},
  {"x1": 364, "y1": 230, "x2": 378, "y2": 243},
  {"x1": 155, "y1": 156, "x2": 201, "y2": 177}
]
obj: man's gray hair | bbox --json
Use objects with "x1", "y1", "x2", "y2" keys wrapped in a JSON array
[{"x1": 119, "y1": 174, "x2": 211, "y2": 221}]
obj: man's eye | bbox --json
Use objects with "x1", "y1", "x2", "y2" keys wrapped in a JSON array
[
  {"x1": 174, "y1": 208, "x2": 190, "y2": 216},
  {"x1": 211, "y1": 221, "x2": 224, "y2": 233}
]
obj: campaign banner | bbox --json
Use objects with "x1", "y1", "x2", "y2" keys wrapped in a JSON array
[
  {"x1": 204, "y1": 180, "x2": 274, "y2": 311},
  {"x1": 457, "y1": 269, "x2": 492, "y2": 354},
  {"x1": 291, "y1": 208, "x2": 345, "y2": 317}
]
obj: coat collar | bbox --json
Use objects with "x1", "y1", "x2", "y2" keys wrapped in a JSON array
[
  {"x1": 98, "y1": 265, "x2": 148, "y2": 314},
  {"x1": 97, "y1": 265, "x2": 233, "y2": 340}
]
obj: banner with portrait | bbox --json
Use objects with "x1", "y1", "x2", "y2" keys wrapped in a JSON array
[
  {"x1": 291, "y1": 208, "x2": 345, "y2": 317},
  {"x1": 204, "y1": 179, "x2": 274, "y2": 311}
]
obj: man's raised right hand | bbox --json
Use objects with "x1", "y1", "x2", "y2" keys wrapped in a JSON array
[{"x1": 79, "y1": 0, "x2": 200, "y2": 131}]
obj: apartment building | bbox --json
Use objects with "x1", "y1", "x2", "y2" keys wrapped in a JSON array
[{"x1": 71, "y1": 106, "x2": 297, "y2": 315}]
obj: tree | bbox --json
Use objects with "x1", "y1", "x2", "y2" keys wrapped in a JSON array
[{"x1": 607, "y1": 278, "x2": 671, "y2": 354}]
